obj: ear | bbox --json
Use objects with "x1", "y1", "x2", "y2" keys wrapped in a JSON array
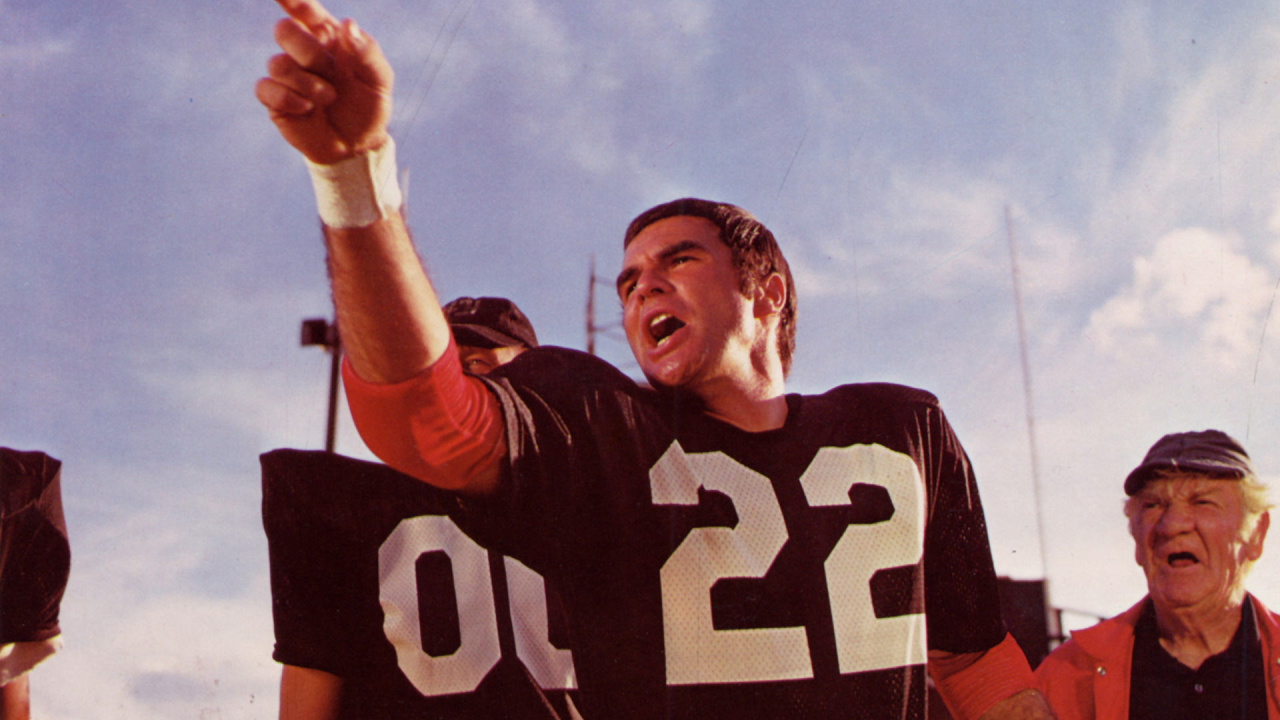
[
  {"x1": 1244, "y1": 510, "x2": 1270, "y2": 563},
  {"x1": 753, "y1": 272, "x2": 786, "y2": 321}
]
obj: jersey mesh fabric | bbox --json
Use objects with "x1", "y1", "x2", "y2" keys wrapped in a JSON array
[
  {"x1": 433, "y1": 347, "x2": 1009, "y2": 720},
  {"x1": 261, "y1": 449, "x2": 574, "y2": 719}
]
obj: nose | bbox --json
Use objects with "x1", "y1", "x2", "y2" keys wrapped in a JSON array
[
  {"x1": 1154, "y1": 500, "x2": 1194, "y2": 536},
  {"x1": 630, "y1": 267, "x2": 670, "y2": 303}
]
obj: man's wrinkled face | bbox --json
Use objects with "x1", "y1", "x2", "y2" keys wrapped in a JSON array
[
  {"x1": 458, "y1": 345, "x2": 525, "y2": 376},
  {"x1": 1131, "y1": 475, "x2": 1267, "y2": 613}
]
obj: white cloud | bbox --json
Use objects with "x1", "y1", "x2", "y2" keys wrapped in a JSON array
[
  {"x1": 37, "y1": 585, "x2": 278, "y2": 720},
  {"x1": 1086, "y1": 227, "x2": 1275, "y2": 367},
  {"x1": 795, "y1": 165, "x2": 1092, "y2": 308},
  {"x1": 32, "y1": 460, "x2": 277, "y2": 719},
  {"x1": 136, "y1": 361, "x2": 333, "y2": 452},
  {"x1": 1091, "y1": 12, "x2": 1280, "y2": 249}
]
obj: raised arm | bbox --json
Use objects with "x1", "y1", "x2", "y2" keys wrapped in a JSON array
[
  {"x1": 255, "y1": 0, "x2": 448, "y2": 384},
  {"x1": 257, "y1": 0, "x2": 502, "y2": 494}
]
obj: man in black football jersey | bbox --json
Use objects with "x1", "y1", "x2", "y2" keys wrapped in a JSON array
[
  {"x1": 258, "y1": 1, "x2": 1055, "y2": 717},
  {"x1": 0, "y1": 448, "x2": 70, "y2": 720},
  {"x1": 269, "y1": 297, "x2": 578, "y2": 719}
]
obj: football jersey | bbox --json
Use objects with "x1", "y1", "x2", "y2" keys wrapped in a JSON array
[
  {"x1": 261, "y1": 449, "x2": 579, "y2": 719},
  {"x1": 445, "y1": 347, "x2": 1008, "y2": 719},
  {"x1": 0, "y1": 448, "x2": 70, "y2": 674}
]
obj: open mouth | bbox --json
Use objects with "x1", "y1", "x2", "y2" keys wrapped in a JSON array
[
  {"x1": 1167, "y1": 551, "x2": 1199, "y2": 568},
  {"x1": 648, "y1": 313, "x2": 686, "y2": 345}
]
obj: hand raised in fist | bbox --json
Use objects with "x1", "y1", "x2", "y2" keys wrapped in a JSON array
[{"x1": 256, "y1": 0, "x2": 394, "y2": 165}]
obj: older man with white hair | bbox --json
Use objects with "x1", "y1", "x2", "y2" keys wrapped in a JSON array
[{"x1": 1036, "y1": 429, "x2": 1280, "y2": 719}]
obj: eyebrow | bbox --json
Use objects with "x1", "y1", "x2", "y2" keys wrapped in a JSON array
[
  {"x1": 1189, "y1": 486, "x2": 1229, "y2": 499},
  {"x1": 615, "y1": 239, "x2": 707, "y2": 296},
  {"x1": 1141, "y1": 484, "x2": 1231, "y2": 502}
]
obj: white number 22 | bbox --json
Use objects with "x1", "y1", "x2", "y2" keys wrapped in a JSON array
[{"x1": 650, "y1": 442, "x2": 926, "y2": 684}]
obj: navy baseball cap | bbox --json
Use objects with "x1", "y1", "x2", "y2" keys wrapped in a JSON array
[
  {"x1": 1124, "y1": 429, "x2": 1256, "y2": 496},
  {"x1": 443, "y1": 296, "x2": 538, "y2": 350}
]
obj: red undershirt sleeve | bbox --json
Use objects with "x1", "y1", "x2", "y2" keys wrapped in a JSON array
[
  {"x1": 928, "y1": 632, "x2": 1037, "y2": 720},
  {"x1": 341, "y1": 338, "x2": 506, "y2": 490}
]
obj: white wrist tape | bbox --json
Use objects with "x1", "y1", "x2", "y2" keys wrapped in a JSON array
[{"x1": 305, "y1": 138, "x2": 404, "y2": 229}]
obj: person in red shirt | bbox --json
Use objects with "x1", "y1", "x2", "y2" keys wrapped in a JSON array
[{"x1": 1036, "y1": 430, "x2": 1278, "y2": 719}]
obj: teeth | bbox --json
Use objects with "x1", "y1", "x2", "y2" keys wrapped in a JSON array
[{"x1": 648, "y1": 313, "x2": 685, "y2": 343}]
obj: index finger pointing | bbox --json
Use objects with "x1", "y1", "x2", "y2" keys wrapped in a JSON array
[{"x1": 274, "y1": 0, "x2": 340, "y2": 38}]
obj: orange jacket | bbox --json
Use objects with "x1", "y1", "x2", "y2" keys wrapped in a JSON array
[{"x1": 1035, "y1": 594, "x2": 1280, "y2": 720}]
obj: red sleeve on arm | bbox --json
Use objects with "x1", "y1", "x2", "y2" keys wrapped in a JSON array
[
  {"x1": 928, "y1": 633, "x2": 1037, "y2": 720},
  {"x1": 342, "y1": 338, "x2": 505, "y2": 490}
]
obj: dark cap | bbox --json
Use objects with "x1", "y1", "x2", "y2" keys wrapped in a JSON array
[
  {"x1": 1124, "y1": 429, "x2": 1255, "y2": 495},
  {"x1": 443, "y1": 296, "x2": 538, "y2": 350}
]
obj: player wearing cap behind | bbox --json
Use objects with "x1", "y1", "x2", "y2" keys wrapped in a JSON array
[
  {"x1": 257, "y1": 1, "x2": 1054, "y2": 717},
  {"x1": 444, "y1": 296, "x2": 540, "y2": 377},
  {"x1": 270, "y1": 298, "x2": 579, "y2": 720},
  {"x1": 1036, "y1": 430, "x2": 1279, "y2": 719}
]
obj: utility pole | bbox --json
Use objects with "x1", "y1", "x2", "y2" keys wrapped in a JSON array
[
  {"x1": 586, "y1": 254, "x2": 597, "y2": 355},
  {"x1": 300, "y1": 317, "x2": 341, "y2": 453},
  {"x1": 584, "y1": 254, "x2": 626, "y2": 358}
]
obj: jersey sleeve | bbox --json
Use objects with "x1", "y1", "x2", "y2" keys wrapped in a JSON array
[
  {"x1": 261, "y1": 450, "x2": 468, "y2": 676},
  {"x1": 447, "y1": 348, "x2": 647, "y2": 572},
  {"x1": 929, "y1": 632, "x2": 1037, "y2": 719},
  {"x1": 906, "y1": 395, "x2": 1007, "y2": 654},
  {"x1": 261, "y1": 450, "x2": 378, "y2": 675},
  {"x1": 804, "y1": 385, "x2": 1009, "y2": 655},
  {"x1": 0, "y1": 448, "x2": 71, "y2": 679},
  {"x1": 342, "y1": 339, "x2": 506, "y2": 492}
]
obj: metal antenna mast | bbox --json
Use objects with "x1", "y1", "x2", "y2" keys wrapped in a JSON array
[{"x1": 1006, "y1": 206, "x2": 1050, "y2": 581}]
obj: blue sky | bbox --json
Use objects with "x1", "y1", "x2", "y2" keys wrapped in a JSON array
[{"x1": 7, "y1": 0, "x2": 1280, "y2": 716}]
